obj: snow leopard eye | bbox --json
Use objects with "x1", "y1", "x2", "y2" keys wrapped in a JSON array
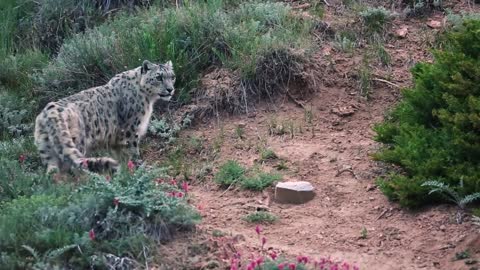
[{"x1": 156, "y1": 74, "x2": 163, "y2": 82}]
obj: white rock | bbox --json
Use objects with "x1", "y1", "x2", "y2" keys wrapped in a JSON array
[{"x1": 275, "y1": 181, "x2": 315, "y2": 204}]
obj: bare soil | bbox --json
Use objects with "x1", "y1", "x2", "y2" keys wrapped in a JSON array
[{"x1": 149, "y1": 1, "x2": 480, "y2": 269}]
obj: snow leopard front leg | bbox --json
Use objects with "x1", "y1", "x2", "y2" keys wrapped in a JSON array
[{"x1": 116, "y1": 103, "x2": 142, "y2": 165}]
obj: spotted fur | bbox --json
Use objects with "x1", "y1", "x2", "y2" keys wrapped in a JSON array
[{"x1": 34, "y1": 60, "x2": 176, "y2": 173}]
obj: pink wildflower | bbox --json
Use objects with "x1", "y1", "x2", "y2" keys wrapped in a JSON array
[
  {"x1": 182, "y1": 181, "x2": 189, "y2": 193},
  {"x1": 353, "y1": 266, "x2": 360, "y2": 270},
  {"x1": 330, "y1": 264, "x2": 339, "y2": 270},
  {"x1": 277, "y1": 263, "x2": 285, "y2": 270},
  {"x1": 261, "y1": 236, "x2": 267, "y2": 249},
  {"x1": 255, "y1": 225, "x2": 262, "y2": 235},
  {"x1": 105, "y1": 175, "x2": 111, "y2": 182},
  {"x1": 168, "y1": 191, "x2": 176, "y2": 197},
  {"x1": 176, "y1": 192, "x2": 184, "y2": 198},
  {"x1": 113, "y1": 198, "x2": 119, "y2": 206},
  {"x1": 155, "y1": 178, "x2": 165, "y2": 184},
  {"x1": 297, "y1": 255, "x2": 309, "y2": 264},
  {"x1": 269, "y1": 251, "x2": 278, "y2": 260},
  {"x1": 18, "y1": 154, "x2": 26, "y2": 164},
  {"x1": 127, "y1": 160, "x2": 135, "y2": 172},
  {"x1": 170, "y1": 178, "x2": 177, "y2": 186},
  {"x1": 247, "y1": 261, "x2": 256, "y2": 270},
  {"x1": 289, "y1": 263, "x2": 296, "y2": 270},
  {"x1": 230, "y1": 258, "x2": 238, "y2": 270},
  {"x1": 234, "y1": 252, "x2": 241, "y2": 259},
  {"x1": 341, "y1": 262, "x2": 351, "y2": 270},
  {"x1": 256, "y1": 257, "x2": 264, "y2": 266},
  {"x1": 89, "y1": 229, "x2": 95, "y2": 241}
]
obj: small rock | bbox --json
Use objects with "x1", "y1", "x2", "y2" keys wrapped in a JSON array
[
  {"x1": 237, "y1": 122, "x2": 246, "y2": 128},
  {"x1": 440, "y1": 225, "x2": 446, "y2": 232},
  {"x1": 275, "y1": 181, "x2": 315, "y2": 204},
  {"x1": 369, "y1": 197, "x2": 375, "y2": 201},
  {"x1": 395, "y1": 26, "x2": 408, "y2": 38},
  {"x1": 331, "y1": 106, "x2": 355, "y2": 117},
  {"x1": 465, "y1": 259, "x2": 478, "y2": 265},
  {"x1": 322, "y1": 45, "x2": 332, "y2": 56},
  {"x1": 427, "y1": 20, "x2": 442, "y2": 29}
]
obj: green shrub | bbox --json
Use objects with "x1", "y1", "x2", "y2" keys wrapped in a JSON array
[
  {"x1": 241, "y1": 172, "x2": 282, "y2": 191},
  {"x1": 0, "y1": 137, "x2": 61, "y2": 204},
  {"x1": 34, "y1": 0, "x2": 313, "y2": 109},
  {"x1": 260, "y1": 148, "x2": 278, "y2": 161},
  {"x1": 0, "y1": 165, "x2": 200, "y2": 268},
  {"x1": 214, "y1": 160, "x2": 281, "y2": 190},
  {"x1": 360, "y1": 7, "x2": 393, "y2": 39},
  {"x1": 373, "y1": 20, "x2": 480, "y2": 208},
  {"x1": 0, "y1": 0, "x2": 158, "y2": 56},
  {"x1": 214, "y1": 160, "x2": 246, "y2": 187},
  {"x1": 244, "y1": 212, "x2": 277, "y2": 224},
  {"x1": 148, "y1": 115, "x2": 192, "y2": 143},
  {"x1": 0, "y1": 93, "x2": 37, "y2": 139},
  {"x1": 0, "y1": 50, "x2": 49, "y2": 94},
  {"x1": 402, "y1": 0, "x2": 442, "y2": 17}
]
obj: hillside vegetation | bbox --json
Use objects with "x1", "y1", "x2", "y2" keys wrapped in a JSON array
[{"x1": 1, "y1": 0, "x2": 480, "y2": 268}]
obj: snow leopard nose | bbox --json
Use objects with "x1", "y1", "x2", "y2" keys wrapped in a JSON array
[{"x1": 166, "y1": 87, "x2": 174, "y2": 93}]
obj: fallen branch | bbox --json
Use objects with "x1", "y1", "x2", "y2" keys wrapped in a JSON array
[
  {"x1": 286, "y1": 91, "x2": 306, "y2": 109},
  {"x1": 219, "y1": 180, "x2": 238, "y2": 197},
  {"x1": 373, "y1": 78, "x2": 401, "y2": 89},
  {"x1": 292, "y1": 3, "x2": 311, "y2": 9},
  {"x1": 335, "y1": 167, "x2": 358, "y2": 179},
  {"x1": 376, "y1": 209, "x2": 389, "y2": 220}
]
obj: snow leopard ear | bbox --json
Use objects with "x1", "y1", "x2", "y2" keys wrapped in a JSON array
[
  {"x1": 141, "y1": 60, "x2": 153, "y2": 74},
  {"x1": 165, "y1": 60, "x2": 173, "y2": 69}
]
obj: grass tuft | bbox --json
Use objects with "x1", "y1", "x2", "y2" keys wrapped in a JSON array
[{"x1": 244, "y1": 212, "x2": 278, "y2": 224}]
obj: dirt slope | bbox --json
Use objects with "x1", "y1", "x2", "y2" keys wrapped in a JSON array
[{"x1": 154, "y1": 1, "x2": 480, "y2": 269}]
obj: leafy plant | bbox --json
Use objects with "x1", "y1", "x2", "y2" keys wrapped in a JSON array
[
  {"x1": 454, "y1": 250, "x2": 471, "y2": 261},
  {"x1": 403, "y1": 0, "x2": 442, "y2": 17},
  {"x1": 360, "y1": 7, "x2": 393, "y2": 41},
  {"x1": 0, "y1": 94, "x2": 36, "y2": 139},
  {"x1": 360, "y1": 227, "x2": 368, "y2": 239},
  {"x1": 241, "y1": 172, "x2": 282, "y2": 191},
  {"x1": 375, "y1": 43, "x2": 391, "y2": 66},
  {"x1": 148, "y1": 115, "x2": 192, "y2": 143},
  {"x1": 333, "y1": 32, "x2": 357, "y2": 53},
  {"x1": 274, "y1": 160, "x2": 289, "y2": 171},
  {"x1": 358, "y1": 55, "x2": 372, "y2": 98},
  {"x1": 260, "y1": 148, "x2": 278, "y2": 161},
  {"x1": 235, "y1": 125, "x2": 245, "y2": 140},
  {"x1": 227, "y1": 225, "x2": 361, "y2": 270},
  {"x1": 214, "y1": 160, "x2": 246, "y2": 187},
  {"x1": 244, "y1": 212, "x2": 278, "y2": 224},
  {"x1": 214, "y1": 160, "x2": 281, "y2": 191},
  {"x1": 422, "y1": 180, "x2": 480, "y2": 223},
  {"x1": 0, "y1": 164, "x2": 200, "y2": 268}
]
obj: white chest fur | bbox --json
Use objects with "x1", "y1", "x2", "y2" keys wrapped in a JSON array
[{"x1": 137, "y1": 101, "x2": 154, "y2": 138}]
